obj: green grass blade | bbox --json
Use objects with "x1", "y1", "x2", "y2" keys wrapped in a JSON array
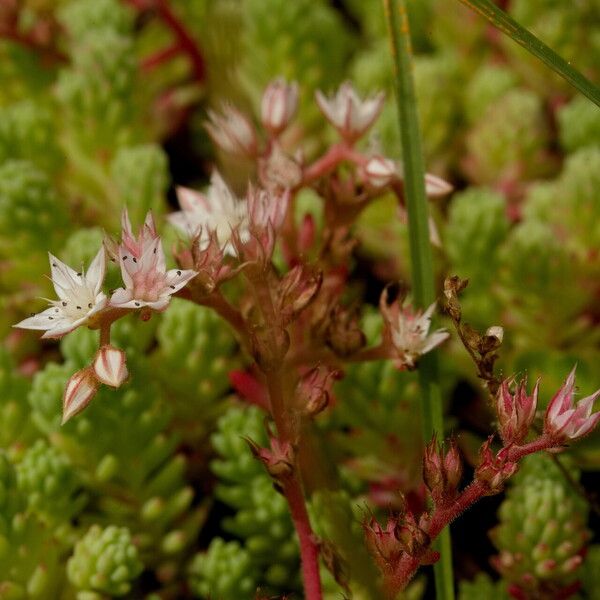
[
  {"x1": 458, "y1": 0, "x2": 600, "y2": 106},
  {"x1": 383, "y1": 1, "x2": 454, "y2": 598}
]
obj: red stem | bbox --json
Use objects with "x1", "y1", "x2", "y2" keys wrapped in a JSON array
[
  {"x1": 385, "y1": 436, "x2": 562, "y2": 592},
  {"x1": 302, "y1": 143, "x2": 367, "y2": 185},
  {"x1": 141, "y1": 41, "x2": 182, "y2": 72},
  {"x1": 282, "y1": 475, "x2": 323, "y2": 600},
  {"x1": 154, "y1": 0, "x2": 205, "y2": 82},
  {"x1": 124, "y1": 0, "x2": 205, "y2": 82}
]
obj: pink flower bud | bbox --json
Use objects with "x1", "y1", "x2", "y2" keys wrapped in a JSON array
[
  {"x1": 475, "y1": 437, "x2": 518, "y2": 494},
  {"x1": 423, "y1": 436, "x2": 462, "y2": 505},
  {"x1": 205, "y1": 105, "x2": 257, "y2": 158},
  {"x1": 544, "y1": 366, "x2": 600, "y2": 441},
  {"x1": 364, "y1": 517, "x2": 405, "y2": 567},
  {"x1": 93, "y1": 345, "x2": 128, "y2": 388},
  {"x1": 296, "y1": 364, "x2": 340, "y2": 417},
  {"x1": 246, "y1": 435, "x2": 295, "y2": 480},
  {"x1": 62, "y1": 368, "x2": 98, "y2": 425},
  {"x1": 363, "y1": 156, "x2": 397, "y2": 188},
  {"x1": 261, "y1": 78, "x2": 299, "y2": 135},
  {"x1": 496, "y1": 376, "x2": 538, "y2": 446}
]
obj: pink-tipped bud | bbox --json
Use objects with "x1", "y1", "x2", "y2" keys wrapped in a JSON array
[
  {"x1": 424, "y1": 173, "x2": 453, "y2": 197},
  {"x1": 205, "y1": 105, "x2": 257, "y2": 158},
  {"x1": 364, "y1": 517, "x2": 404, "y2": 567},
  {"x1": 544, "y1": 366, "x2": 600, "y2": 441},
  {"x1": 423, "y1": 436, "x2": 462, "y2": 505},
  {"x1": 296, "y1": 364, "x2": 340, "y2": 417},
  {"x1": 93, "y1": 345, "x2": 128, "y2": 388},
  {"x1": 247, "y1": 435, "x2": 295, "y2": 480},
  {"x1": 475, "y1": 437, "x2": 518, "y2": 494},
  {"x1": 394, "y1": 511, "x2": 430, "y2": 557},
  {"x1": 496, "y1": 376, "x2": 538, "y2": 446},
  {"x1": 62, "y1": 368, "x2": 98, "y2": 425},
  {"x1": 363, "y1": 156, "x2": 397, "y2": 188},
  {"x1": 261, "y1": 78, "x2": 299, "y2": 135}
]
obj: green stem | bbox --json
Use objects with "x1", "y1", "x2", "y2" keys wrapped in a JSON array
[
  {"x1": 383, "y1": 1, "x2": 454, "y2": 598},
  {"x1": 457, "y1": 0, "x2": 600, "y2": 107}
]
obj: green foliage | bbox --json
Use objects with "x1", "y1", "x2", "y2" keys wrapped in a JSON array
[
  {"x1": 110, "y1": 144, "x2": 169, "y2": 223},
  {"x1": 209, "y1": 405, "x2": 300, "y2": 593},
  {"x1": 0, "y1": 100, "x2": 62, "y2": 174},
  {"x1": 56, "y1": 31, "x2": 139, "y2": 153},
  {"x1": 0, "y1": 452, "x2": 64, "y2": 599},
  {"x1": 67, "y1": 524, "x2": 143, "y2": 597},
  {"x1": 0, "y1": 160, "x2": 69, "y2": 255},
  {"x1": 0, "y1": 349, "x2": 34, "y2": 451},
  {"x1": 16, "y1": 439, "x2": 85, "y2": 523},
  {"x1": 458, "y1": 573, "x2": 508, "y2": 599},
  {"x1": 188, "y1": 538, "x2": 259, "y2": 600},
  {"x1": 465, "y1": 89, "x2": 550, "y2": 183},
  {"x1": 558, "y1": 96, "x2": 600, "y2": 152},
  {"x1": 491, "y1": 454, "x2": 589, "y2": 595},
  {"x1": 463, "y1": 64, "x2": 518, "y2": 123},
  {"x1": 156, "y1": 300, "x2": 240, "y2": 421},
  {"x1": 59, "y1": 0, "x2": 135, "y2": 39}
]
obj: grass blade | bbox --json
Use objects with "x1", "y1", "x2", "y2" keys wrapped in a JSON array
[
  {"x1": 383, "y1": 1, "x2": 455, "y2": 598},
  {"x1": 458, "y1": 0, "x2": 600, "y2": 106}
]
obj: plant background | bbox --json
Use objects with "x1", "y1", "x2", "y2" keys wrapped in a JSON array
[{"x1": 0, "y1": 0, "x2": 599, "y2": 598}]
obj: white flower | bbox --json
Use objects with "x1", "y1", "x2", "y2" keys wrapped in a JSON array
[
  {"x1": 171, "y1": 171, "x2": 250, "y2": 255},
  {"x1": 381, "y1": 293, "x2": 449, "y2": 368},
  {"x1": 14, "y1": 248, "x2": 107, "y2": 339},
  {"x1": 205, "y1": 105, "x2": 257, "y2": 157},
  {"x1": 315, "y1": 82, "x2": 384, "y2": 141},
  {"x1": 110, "y1": 210, "x2": 197, "y2": 312},
  {"x1": 261, "y1": 78, "x2": 299, "y2": 135}
]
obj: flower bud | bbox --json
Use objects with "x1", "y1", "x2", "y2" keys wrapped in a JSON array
[
  {"x1": 93, "y1": 345, "x2": 128, "y2": 388},
  {"x1": 423, "y1": 436, "x2": 462, "y2": 505},
  {"x1": 246, "y1": 436, "x2": 295, "y2": 480},
  {"x1": 364, "y1": 517, "x2": 404, "y2": 567},
  {"x1": 424, "y1": 173, "x2": 453, "y2": 197},
  {"x1": 205, "y1": 105, "x2": 257, "y2": 158},
  {"x1": 496, "y1": 377, "x2": 538, "y2": 446},
  {"x1": 296, "y1": 365, "x2": 340, "y2": 417},
  {"x1": 62, "y1": 368, "x2": 98, "y2": 425},
  {"x1": 476, "y1": 437, "x2": 518, "y2": 494},
  {"x1": 261, "y1": 78, "x2": 299, "y2": 135},
  {"x1": 363, "y1": 156, "x2": 397, "y2": 188}
]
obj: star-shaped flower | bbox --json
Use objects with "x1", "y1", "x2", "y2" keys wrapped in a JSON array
[
  {"x1": 380, "y1": 290, "x2": 449, "y2": 369},
  {"x1": 15, "y1": 248, "x2": 107, "y2": 339},
  {"x1": 171, "y1": 171, "x2": 250, "y2": 255},
  {"x1": 544, "y1": 367, "x2": 600, "y2": 441},
  {"x1": 110, "y1": 210, "x2": 197, "y2": 312},
  {"x1": 315, "y1": 82, "x2": 385, "y2": 142}
]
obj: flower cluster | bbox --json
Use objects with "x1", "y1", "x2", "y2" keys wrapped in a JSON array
[{"x1": 15, "y1": 210, "x2": 197, "y2": 422}]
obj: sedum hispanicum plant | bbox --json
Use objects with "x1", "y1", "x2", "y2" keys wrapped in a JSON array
[{"x1": 1, "y1": 0, "x2": 599, "y2": 599}]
